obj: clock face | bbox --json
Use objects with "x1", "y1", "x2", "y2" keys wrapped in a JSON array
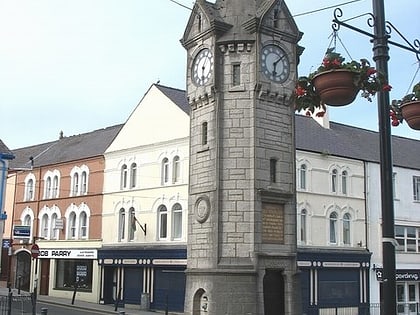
[
  {"x1": 192, "y1": 48, "x2": 214, "y2": 86},
  {"x1": 261, "y1": 44, "x2": 290, "y2": 83}
]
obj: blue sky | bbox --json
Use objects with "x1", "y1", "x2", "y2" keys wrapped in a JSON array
[{"x1": 1, "y1": 0, "x2": 419, "y2": 149}]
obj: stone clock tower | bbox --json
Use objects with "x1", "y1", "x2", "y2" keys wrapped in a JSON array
[{"x1": 181, "y1": 0, "x2": 302, "y2": 314}]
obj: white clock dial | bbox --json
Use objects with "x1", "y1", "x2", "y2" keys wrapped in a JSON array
[
  {"x1": 261, "y1": 44, "x2": 290, "y2": 83},
  {"x1": 192, "y1": 48, "x2": 214, "y2": 86}
]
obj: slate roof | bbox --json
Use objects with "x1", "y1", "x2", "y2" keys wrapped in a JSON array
[
  {"x1": 295, "y1": 115, "x2": 420, "y2": 170},
  {"x1": 0, "y1": 139, "x2": 14, "y2": 159},
  {"x1": 155, "y1": 84, "x2": 190, "y2": 115},
  {"x1": 10, "y1": 125, "x2": 123, "y2": 169}
]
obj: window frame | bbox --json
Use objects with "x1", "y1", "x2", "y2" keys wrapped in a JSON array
[{"x1": 158, "y1": 205, "x2": 168, "y2": 240}]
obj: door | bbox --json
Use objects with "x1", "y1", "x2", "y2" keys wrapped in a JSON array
[
  {"x1": 15, "y1": 251, "x2": 31, "y2": 292},
  {"x1": 397, "y1": 283, "x2": 419, "y2": 315},
  {"x1": 40, "y1": 259, "x2": 50, "y2": 295},
  {"x1": 123, "y1": 268, "x2": 143, "y2": 305},
  {"x1": 103, "y1": 267, "x2": 116, "y2": 304},
  {"x1": 263, "y1": 269, "x2": 285, "y2": 315}
]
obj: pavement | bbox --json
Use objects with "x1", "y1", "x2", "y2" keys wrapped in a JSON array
[{"x1": 0, "y1": 287, "x2": 181, "y2": 315}]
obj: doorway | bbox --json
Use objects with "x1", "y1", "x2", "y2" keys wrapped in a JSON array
[
  {"x1": 263, "y1": 269, "x2": 285, "y2": 315},
  {"x1": 15, "y1": 251, "x2": 31, "y2": 292},
  {"x1": 40, "y1": 259, "x2": 50, "y2": 295}
]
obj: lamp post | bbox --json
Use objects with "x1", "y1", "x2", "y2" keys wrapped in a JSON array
[{"x1": 332, "y1": 1, "x2": 419, "y2": 314}]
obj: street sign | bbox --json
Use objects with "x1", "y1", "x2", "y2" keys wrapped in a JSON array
[{"x1": 31, "y1": 244, "x2": 40, "y2": 259}]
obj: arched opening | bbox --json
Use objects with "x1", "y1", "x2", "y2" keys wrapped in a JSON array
[
  {"x1": 192, "y1": 288, "x2": 207, "y2": 315},
  {"x1": 263, "y1": 269, "x2": 285, "y2": 315},
  {"x1": 16, "y1": 251, "x2": 31, "y2": 292}
]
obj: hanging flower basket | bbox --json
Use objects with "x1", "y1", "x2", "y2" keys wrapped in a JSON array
[
  {"x1": 400, "y1": 100, "x2": 420, "y2": 130},
  {"x1": 312, "y1": 69, "x2": 359, "y2": 106},
  {"x1": 390, "y1": 82, "x2": 420, "y2": 130},
  {"x1": 294, "y1": 49, "x2": 391, "y2": 116}
]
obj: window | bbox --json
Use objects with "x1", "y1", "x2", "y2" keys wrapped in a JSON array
[
  {"x1": 162, "y1": 158, "x2": 169, "y2": 185},
  {"x1": 68, "y1": 212, "x2": 77, "y2": 239},
  {"x1": 81, "y1": 171, "x2": 87, "y2": 195},
  {"x1": 45, "y1": 177, "x2": 52, "y2": 199},
  {"x1": 41, "y1": 214, "x2": 49, "y2": 238},
  {"x1": 270, "y1": 159, "x2": 277, "y2": 183},
  {"x1": 129, "y1": 207, "x2": 136, "y2": 241},
  {"x1": 331, "y1": 169, "x2": 338, "y2": 193},
  {"x1": 25, "y1": 178, "x2": 34, "y2": 201},
  {"x1": 118, "y1": 208, "x2": 125, "y2": 241},
  {"x1": 173, "y1": 156, "x2": 180, "y2": 183},
  {"x1": 413, "y1": 176, "x2": 420, "y2": 201},
  {"x1": 273, "y1": 8, "x2": 280, "y2": 28},
  {"x1": 197, "y1": 14, "x2": 202, "y2": 33},
  {"x1": 299, "y1": 164, "x2": 307, "y2": 190},
  {"x1": 23, "y1": 214, "x2": 31, "y2": 226},
  {"x1": 121, "y1": 165, "x2": 128, "y2": 189},
  {"x1": 158, "y1": 205, "x2": 168, "y2": 239},
  {"x1": 300, "y1": 209, "x2": 307, "y2": 244},
  {"x1": 397, "y1": 283, "x2": 420, "y2": 314},
  {"x1": 343, "y1": 213, "x2": 351, "y2": 245},
  {"x1": 72, "y1": 173, "x2": 79, "y2": 196},
  {"x1": 232, "y1": 64, "x2": 241, "y2": 86},
  {"x1": 79, "y1": 212, "x2": 87, "y2": 238},
  {"x1": 392, "y1": 172, "x2": 397, "y2": 199},
  {"x1": 55, "y1": 259, "x2": 93, "y2": 292},
  {"x1": 51, "y1": 213, "x2": 59, "y2": 240},
  {"x1": 395, "y1": 225, "x2": 420, "y2": 253},
  {"x1": 52, "y1": 176, "x2": 59, "y2": 198},
  {"x1": 329, "y1": 212, "x2": 338, "y2": 244},
  {"x1": 341, "y1": 171, "x2": 348, "y2": 195},
  {"x1": 202, "y1": 122, "x2": 208, "y2": 145},
  {"x1": 130, "y1": 163, "x2": 137, "y2": 188},
  {"x1": 172, "y1": 203, "x2": 183, "y2": 240}
]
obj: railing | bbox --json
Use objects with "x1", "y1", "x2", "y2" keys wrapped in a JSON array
[
  {"x1": 0, "y1": 292, "x2": 32, "y2": 315},
  {"x1": 306, "y1": 303, "x2": 420, "y2": 315}
]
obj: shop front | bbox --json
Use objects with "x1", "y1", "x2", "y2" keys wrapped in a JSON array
[
  {"x1": 98, "y1": 246, "x2": 186, "y2": 313},
  {"x1": 36, "y1": 242, "x2": 101, "y2": 303},
  {"x1": 298, "y1": 249, "x2": 372, "y2": 315}
]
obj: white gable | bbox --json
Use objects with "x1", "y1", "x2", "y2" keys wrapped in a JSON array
[{"x1": 106, "y1": 85, "x2": 189, "y2": 153}]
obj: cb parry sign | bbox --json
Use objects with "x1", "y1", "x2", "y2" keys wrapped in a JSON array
[{"x1": 38, "y1": 249, "x2": 97, "y2": 259}]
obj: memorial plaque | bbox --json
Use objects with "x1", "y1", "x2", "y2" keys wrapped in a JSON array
[{"x1": 262, "y1": 203, "x2": 284, "y2": 244}]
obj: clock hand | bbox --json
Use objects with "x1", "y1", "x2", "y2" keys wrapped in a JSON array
[{"x1": 272, "y1": 55, "x2": 286, "y2": 76}]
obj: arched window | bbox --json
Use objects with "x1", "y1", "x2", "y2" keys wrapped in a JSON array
[
  {"x1": 79, "y1": 211, "x2": 87, "y2": 238},
  {"x1": 121, "y1": 164, "x2": 128, "y2": 189},
  {"x1": 26, "y1": 179, "x2": 34, "y2": 201},
  {"x1": 129, "y1": 207, "x2": 136, "y2": 241},
  {"x1": 81, "y1": 171, "x2": 87, "y2": 195},
  {"x1": 300, "y1": 209, "x2": 307, "y2": 244},
  {"x1": 162, "y1": 158, "x2": 169, "y2": 185},
  {"x1": 202, "y1": 122, "x2": 208, "y2": 145},
  {"x1": 342, "y1": 170, "x2": 348, "y2": 195},
  {"x1": 173, "y1": 156, "x2": 180, "y2": 183},
  {"x1": 158, "y1": 205, "x2": 168, "y2": 239},
  {"x1": 331, "y1": 169, "x2": 338, "y2": 193},
  {"x1": 343, "y1": 213, "x2": 351, "y2": 245},
  {"x1": 51, "y1": 213, "x2": 59, "y2": 240},
  {"x1": 329, "y1": 212, "x2": 338, "y2": 244},
  {"x1": 72, "y1": 173, "x2": 79, "y2": 196},
  {"x1": 52, "y1": 175, "x2": 59, "y2": 198},
  {"x1": 130, "y1": 163, "x2": 137, "y2": 188},
  {"x1": 45, "y1": 177, "x2": 52, "y2": 199},
  {"x1": 23, "y1": 214, "x2": 31, "y2": 226},
  {"x1": 172, "y1": 203, "x2": 183, "y2": 240},
  {"x1": 118, "y1": 208, "x2": 126, "y2": 241},
  {"x1": 299, "y1": 164, "x2": 307, "y2": 190},
  {"x1": 41, "y1": 214, "x2": 49, "y2": 238},
  {"x1": 68, "y1": 212, "x2": 77, "y2": 239}
]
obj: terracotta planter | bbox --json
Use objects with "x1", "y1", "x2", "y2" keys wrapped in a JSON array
[
  {"x1": 401, "y1": 100, "x2": 420, "y2": 130},
  {"x1": 312, "y1": 69, "x2": 359, "y2": 106}
]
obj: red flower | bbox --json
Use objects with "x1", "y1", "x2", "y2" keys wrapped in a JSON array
[
  {"x1": 295, "y1": 86, "x2": 306, "y2": 96},
  {"x1": 316, "y1": 111, "x2": 326, "y2": 117},
  {"x1": 332, "y1": 59, "x2": 341, "y2": 67},
  {"x1": 366, "y1": 67, "x2": 377, "y2": 76},
  {"x1": 382, "y1": 84, "x2": 392, "y2": 91},
  {"x1": 305, "y1": 111, "x2": 311, "y2": 117}
]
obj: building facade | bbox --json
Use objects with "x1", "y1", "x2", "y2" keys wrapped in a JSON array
[
  {"x1": 99, "y1": 84, "x2": 190, "y2": 312},
  {"x1": 8, "y1": 126, "x2": 121, "y2": 303}
]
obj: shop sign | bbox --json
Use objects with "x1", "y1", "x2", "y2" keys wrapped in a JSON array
[
  {"x1": 376, "y1": 269, "x2": 420, "y2": 281},
  {"x1": 13, "y1": 225, "x2": 31, "y2": 238},
  {"x1": 38, "y1": 249, "x2": 97, "y2": 259}
]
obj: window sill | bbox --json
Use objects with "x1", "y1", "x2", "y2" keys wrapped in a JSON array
[
  {"x1": 197, "y1": 145, "x2": 209, "y2": 153},
  {"x1": 229, "y1": 84, "x2": 246, "y2": 92}
]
